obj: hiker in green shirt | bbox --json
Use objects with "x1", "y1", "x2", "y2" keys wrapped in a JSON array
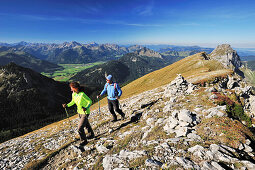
[{"x1": 62, "y1": 82, "x2": 95, "y2": 146}]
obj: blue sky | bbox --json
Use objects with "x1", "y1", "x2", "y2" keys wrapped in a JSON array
[{"x1": 0, "y1": 0, "x2": 255, "y2": 47}]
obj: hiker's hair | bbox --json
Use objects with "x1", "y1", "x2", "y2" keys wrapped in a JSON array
[{"x1": 69, "y1": 82, "x2": 85, "y2": 92}]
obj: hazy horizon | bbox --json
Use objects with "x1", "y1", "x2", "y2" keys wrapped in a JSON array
[{"x1": 2, "y1": 41, "x2": 255, "y2": 50}]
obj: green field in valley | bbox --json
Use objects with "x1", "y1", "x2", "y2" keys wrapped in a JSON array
[{"x1": 42, "y1": 62, "x2": 104, "y2": 81}]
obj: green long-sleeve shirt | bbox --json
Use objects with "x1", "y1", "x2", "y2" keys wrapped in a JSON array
[{"x1": 67, "y1": 92, "x2": 92, "y2": 114}]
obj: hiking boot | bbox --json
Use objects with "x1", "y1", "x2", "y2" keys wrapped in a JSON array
[
  {"x1": 79, "y1": 140, "x2": 88, "y2": 146},
  {"x1": 87, "y1": 133, "x2": 95, "y2": 139}
]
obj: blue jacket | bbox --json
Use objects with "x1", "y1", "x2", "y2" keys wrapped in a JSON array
[{"x1": 100, "y1": 83, "x2": 122, "y2": 100}]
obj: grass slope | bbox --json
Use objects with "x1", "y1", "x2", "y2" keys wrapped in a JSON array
[{"x1": 241, "y1": 67, "x2": 255, "y2": 85}]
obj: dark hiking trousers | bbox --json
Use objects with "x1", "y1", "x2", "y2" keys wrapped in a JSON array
[
  {"x1": 78, "y1": 114, "x2": 94, "y2": 141},
  {"x1": 108, "y1": 99, "x2": 125, "y2": 120}
]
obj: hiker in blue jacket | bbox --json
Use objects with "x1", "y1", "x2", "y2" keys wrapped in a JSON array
[{"x1": 97, "y1": 75, "x2": 125, "y2": 122}]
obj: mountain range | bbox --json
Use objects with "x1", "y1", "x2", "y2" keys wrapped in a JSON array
[
  {"x1": 1, "y1": 42, "x2": 255, "y2": 65},
  {"x1": 0, "y1": 41, "x2": 144, "y2": 64}
]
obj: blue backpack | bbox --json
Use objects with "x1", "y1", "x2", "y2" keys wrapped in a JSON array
[{"x1": 106, "y1": 83, "x2": 118, "y2": 97}]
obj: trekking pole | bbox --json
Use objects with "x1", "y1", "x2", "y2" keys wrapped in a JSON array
[
  {"x1": 98, "y1": 98, "x2": 100, "y2": 114},
  {"x1": 64, "y1": 108, "x2": 75, "y2": 133},
  {"x1": 119, "y1": 101, "x2": 122, "y2": 110}
]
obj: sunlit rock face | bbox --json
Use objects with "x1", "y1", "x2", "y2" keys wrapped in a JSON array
[{"x1": 209, "y1": 44, "x2": 241, "y2": 69}]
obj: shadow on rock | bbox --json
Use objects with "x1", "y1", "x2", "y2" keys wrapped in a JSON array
[{"x1": 111, "y1": 111, "x2": 143, "y2": 133}]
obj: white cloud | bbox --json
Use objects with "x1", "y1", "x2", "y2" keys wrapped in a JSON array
[
  {"x1": 0, "y1": 13, "x2": 163, "y2": 28},
  {"x1": 174, "y1": 23, "x2": 201, "y2": 26},
  {"x1": 124, "y1": 23, "x2": 161, "y2": 27},
  {"x1": 133, "y1": 0, "x2": 154, "y2": 16}
]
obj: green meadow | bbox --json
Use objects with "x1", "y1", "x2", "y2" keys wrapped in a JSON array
[{"x1": 42, "y1": 62, "x2": 104, "y2": 82}]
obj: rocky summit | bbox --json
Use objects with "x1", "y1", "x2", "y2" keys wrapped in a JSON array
[
  {"x1": 133, "y1": 47, "x2": 163, "y2": 59},
  {"x1": 209, "y1": 44, "x2": 242, "y2": 69},
  {"x1": 1, "y1": 72, "x2": 255, "y2": 169}
]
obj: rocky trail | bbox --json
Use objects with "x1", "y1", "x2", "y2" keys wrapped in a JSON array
[{"x1": 1, "y1": 74, "x2": 255, "y2": 169}]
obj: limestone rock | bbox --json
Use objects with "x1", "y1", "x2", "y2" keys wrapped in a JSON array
[
  {"x1": 145, "y1": 159, "x2": 163, "y2": 167},
  {"x1": 102, "y1": 155, "x2": 123, "y2": 170},
  {"x1": 164, "y1": 74, "x2": 195, "y2": 97},
  {"x1": 178, "y1": 109, "x2": 193, "y2": 124},
  {"x1": 205, "y1": 106, "x2": 226, "y2": 118},
  {"x1": 96, "y1": 144, "x2": 109, "y2": 153},
  {"x1": 211, "y1": 161, "x2": 224, "y2": 170},
  {"x1": 209, "y1": 44, "x2": 241, "y2": 69},
  {"x1": 175, "y1": 157, "x2": 196, "y2": 169},
  {"x1": 175, "y1": 127, "x2": 189, "y2": 137},
  {"x1": 187, "y1": 133, "x2": 202, "y2": 141},
  {"x1": 206, "y1": 87, "x2": 218, "y2": 92},
  {"x1": 202, "y1": 161, "x2": 214, "y2": 170},
  {"x1": 241, "y1": 160, "x2": 255, "y2": 169},
  {"x1": 188, "y1": 145, "x2": 204, "y2": 153},
  {"x1": 209, "y1": 94, "x2": 218, "y2": 99},
  {"x1": 243, "y1": 144, "x2": 253, "y2": 153},
  {"x1": 245, "y1": 139, "x2": 251, "y2": 145},
  {"x1": 249, "y1": 95, "x2": 255, "y2": 116},
  {"x1": 119, "y1": 150, "x2": 146, "y2": 159},
  {"x1": 146, "y1": 117, "x2": 156, "y2": 127},
  {"x1": 163, "y1": 116, "x2": 179, "y2": 133},
  {"x1": 210, "y1": 144, "x2": 220, "y2": 153},
  {"x1": 227, "y1": 76, "x2": 239, "y2": 89}
]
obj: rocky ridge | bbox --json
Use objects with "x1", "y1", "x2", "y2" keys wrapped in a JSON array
[{"x1": 1, "y1": 73, "x2": 255, "y2": 169}]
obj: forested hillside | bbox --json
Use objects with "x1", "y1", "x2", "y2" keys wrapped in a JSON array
[
  {"x1": 0, "y1": 51, "x2": 62, "y2": 73},
  {"x1": 0, "y1": 63, "x2": 71, "y2": 142}
]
